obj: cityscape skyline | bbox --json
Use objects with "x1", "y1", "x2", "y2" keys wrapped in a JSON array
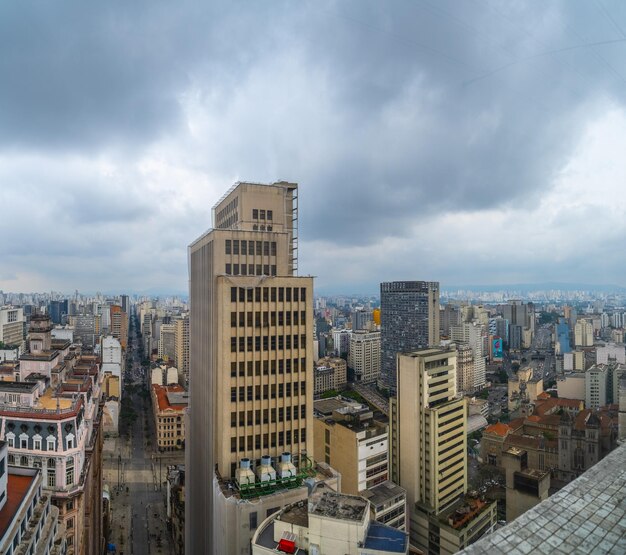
[{"x1": 2, "y1": 1, "x2": 626, "y2": 293}]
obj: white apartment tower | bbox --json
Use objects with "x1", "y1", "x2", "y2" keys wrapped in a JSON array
[
  {"x1": 187, "y1": 182, "x2": 314, "y2": 555},
  {"x1": 349, "y1": 330, "x2": 381, "y2": 383}
]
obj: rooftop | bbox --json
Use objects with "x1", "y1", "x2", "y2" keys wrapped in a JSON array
[
  {"x1": 361, "y1": 480, "x2": 406, "y2": 508},
  {"x1": 363, "y1": 521, "x2": 409, "y2": 553},
  {"x1": 459, "y1": 442, "x2": 626, "y2": 554},
  {"x1": 152, "y1": 384, "x2": 186, "y2": 412},
  {"x1": 0, "y1": 470, "x2": 37, "y2": 540},
  {"x1": 309, "y1": 490, "x2": 368, "y2": 522}
]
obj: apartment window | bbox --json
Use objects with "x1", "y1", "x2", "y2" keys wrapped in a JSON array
[
  {"x1": 20, "y1": 456, "x2": 28, "y2": 466},
  {"x1": 294, "y1": 358, "x2": 299, "y2": 372},
  {"x1": 247, "y1": 436, "x2": 253, "y2": 451},
  {"x1": 239, "y1": 411, "x2": 245, "y2": 426},
  {"x1": 256, "y1": 241, "x2": 262, "y2": 255},
  {"x1": 239, "y1": 288, "x2": 245, "y2": 302},
  {"x1": 286, "y1": 359, "x2": 292, "y2": 373},
  {"x1": 241, "y1": 264, "x2": 247, "y2": 275},
  {"x1": 20, "y1": 437, "x2": 27, "y2": 449},
  {"x1": 66, "y1": 459, "x2": 74, "y2": 486},
  {"x1": 286, "y1": 383, "x2": 292, "y2": 397},
  {"x1": 238, "y1": 337, "x2": 245, "y2": 352},
  {"x1": 271, "y1": 385, "x2": 276, "y2": 399},
  {"x1": 239, "y1": 362, "x2": 245, "y2": 377},
  {"x1": 271, "y1": 265, "x2": 276, "y2": 276},
  {"x1": 263, "y1": 336, "x2": 268, "y2": 351},
  {"x1": 241, "y1": 240, "x2": 247, "y2": 255},
  {"x1": 66, "y1": 500, "x2": 74, "y2": 511},
  {"x1": 286, "y1": 407, "x2": 292, "y2": 420},
  {"x1": 271, "y1": 241, "x2": 276, "y2": 255},
  {"x1": 260, "y1": 210, "x2": 266, "y2": 219},
  {"x1": 249, "y1": 264, "x2": 254, "y2": 275},
  {"x1": 231, "y1": 287, "x2": 237, "y2": 302},
  {"x1": 285, "y1": 431, "x2": 291, "y2": 445},
  {"x1": 301, "y1": 429, "x2": 306, "y2": 443},
  {"x1": 249, "y1": 511, "x2": 258, "y2": 530},
  {"x1": 239, "y1": 437, "x2": 245, "y2": 452},
  {"x1": 255, "y1": 386, "x2": 261, "y2": 401},
  {"x1": 271, "y1": 408, "x2": 277, "y2": 423},
  {"x1": 286, "y1": 288, "x2": 292, "y2": 302},
  {"x1": 263, "y1": 360, "x2": 269, "y2": 375},
  {"x1": 279, "y1": 360, "x2": 284, "y2": 374},
  {"x1": 271, "y1": 312, "x2": 276, "y2": 326},
  {"x1": 263, "y1": 241, "x2": 269, "y2": 255},
  {"x1": 67, "y1": 517, "x2": 74, "y2": 529},
  {"x1": 247, "y1": 386, "x2": 253, "y2": 401},
  {"x1": 325, "y1": 429, "x2": 330, "y2": 444},
  {"x1": 301, "y1": 311, "x2": 306, "y2": 325},
  {"x1": 294, "y1": 288, "x2": 299, "y2": 302},
  {"x1": 238, "y1": 387, "x2": 245, "y2": 402},
  {"x1": 47, "y1": 469, "x2": 56, "y2": 488},
  {"x1": 278, "y1": 312, "x2": 284, "y2": 326},
  {"x1": 279, "y1": 407, "x2": 284, "y2": 420},
  {"x1": 271, "y1": 433, "x2": 277, "y2": 447},
  {"x1": 286, "y1": 312, "x2": 292, "y2": 326},
  {"x1": 231, "y1": 362, "x2": 237, "y2": 377},
  {"x1": 263, "y1": 288, "x2": 269, "y2": 302},
  {"x1": 278, "y1": 432, "x2": 284, "y2": 446},
  {"x1": 271, "y1": 360, "x2": 276, "y2": 374},
  {"x1": 247, "y1": 411, "x2": 253, "y2": 426},
  {"x1": 233, "y1": 264, "x2": 239, "y2": 275},
  {"x1": 301, "y1": 381, "x2": 306, "y2": 394},
  {"x1": 225, "y1": 240, "x2": 232, "y2": 254},
  {"x1": 293, "y1": 335, "x2": 299, "y2": 349},
  {"x1": 279, "y1": 288, "x2": 284, "y2": 302},
  {"x1": 263, "y1": 409, "x2": 269, "y2": 424},
  {"x1": 247, "y1": 337, "x2": 253, "y2": 352},
  {"x1": 6, "y1": 435, "x2": 14, "y2": 448},
  {"x1": 255, "y1": 337, "x2": 261, "y2": 351},
  {"x1": 233, "y1": 240, "x2": 239, "y2": 255},
  {"x1": 267, "y1": 210, "x2": 273, "y2": 220},
  {"x1": 278, "y1": 336, "x2": 284, "y2": 350},
  {"x1": 271, "y1": 336, "x2": 276, "y2": 350},
  {"x1": 231, "y1": 412, "x2": 237, "y2": 427},
  {"x1": 271, "y1": 287, "x2": 277, "y2": 302},
  {"x1": 253, "y1": 209, "x2": 258, "y2": 219},
  {"x1": 263, "y1": 264, "x2": 269, "y2": 275},
  {"x1": 226, "y1": 263, "x2": 232, "y2": 274}
]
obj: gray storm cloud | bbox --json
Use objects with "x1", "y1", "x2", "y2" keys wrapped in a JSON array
[{"x1": 1, "y1": 0, "x2": 626, "y2": 293}]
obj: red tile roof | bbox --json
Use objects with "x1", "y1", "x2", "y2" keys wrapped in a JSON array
[
  {"x1": 0, "y1": 472, "x2": 36, "y2": 539},
  {"x1": 152, "y1": 384, "x2": 186, "y2": 413},
  {"x1": 484, "y1": 422, "x2": 511, "y2": 437}
]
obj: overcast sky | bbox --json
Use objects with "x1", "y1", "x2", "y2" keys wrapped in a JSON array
[{"x1": 1, "y1": 0, "x2": 626, "y2": 295}]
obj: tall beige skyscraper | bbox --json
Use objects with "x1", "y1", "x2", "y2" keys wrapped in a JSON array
[
  {"x1": 390, "y1": 347, "x2": 496, "y2": 554},
  {"x1": 186, "y1": 181, "x2": 314, "y2": 555}
]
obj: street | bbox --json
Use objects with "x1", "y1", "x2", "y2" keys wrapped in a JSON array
[{"x1": 103, "y1": 315, "x2": 181, "y2": 555}]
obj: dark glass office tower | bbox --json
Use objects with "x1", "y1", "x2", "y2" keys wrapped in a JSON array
[{"x1": 380, "y1": 281, "x2": 440, "y2": 394}]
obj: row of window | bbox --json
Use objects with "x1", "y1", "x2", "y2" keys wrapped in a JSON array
[
  {"x1": 231, "y1": 287, "x2": 307, "y2": 303},
  {"x1": 231, "y1": 311, "x2": 306, "y2": 328},
  {"x1": 230, "y1": 334, "x2": 307, "y2": 353},
  {"x1": 230, "y1": 358, "x2": 306, "y2": 377},
  {"x1": 226, "y1": 239, "x2": 276, "y2": 256},
  {"x1": 5, "y1": 433, "x2": 74, "y2": 451},
  {"x1": 225, "y1": 263, "x2": 276, "y2": 276},
  {"x1": 231, "y1": 404, "x2": 306, "y2": 427},
  {"x1": 230, "y1": 428, "x2": 306, "y2": 452},
  {"x1": 230, "y1": 381, "x2": 306, "y2": 402},
  {"x1": 252, "y1": 208, "x2": 273, "y2": 220}
]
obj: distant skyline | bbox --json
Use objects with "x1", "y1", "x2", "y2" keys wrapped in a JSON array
[{"x1": 2, "y1": 1, "x2": 626, "y2": 293}]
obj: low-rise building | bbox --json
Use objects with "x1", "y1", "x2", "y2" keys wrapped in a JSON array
[
  {"x1": 151, "y1": 384, "x2": 188, "y2": 451},
  {"x1": 0, "y1": 441, "x2": 67, "y2": 555},
  {"x1": 313, "y1": 397, "x2": 389, "y2": 496},
  {"x1": 502, "y1": 447, "x2": 550, "y2": 522},
  {"x1": 251, "y1": 486, "x2": 409, "y2": 555},
  {"x1": 313, "y1": 357, "x2": 347, "y2": 395}
]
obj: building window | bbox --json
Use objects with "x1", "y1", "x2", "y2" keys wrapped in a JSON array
[
  {"x1": 20, "y1": 456, "x2": 28, "y2": 466},
  {"x1": 267, "y1": 210, "x2": 273, "y2": 221},
  {"x1": 249, "y1": 512, "x2": 258, "y2": 530},
  {"x1": 253, "y1": 209, "x2": 258, "y2": 219},
  {"x1": 47, "y1": 470, "x2": 56, "y2": 488},
  {"x1": 225, "y1": 240, "x2": 232, "y2": 254}
]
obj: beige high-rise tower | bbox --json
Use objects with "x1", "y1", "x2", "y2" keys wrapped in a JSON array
[
  {"x1": 186, "y1": 182, "x2": 314, "y2": 555},
  {"x1": 390, "y1": 347, "x2": 496, "y2": 554}
]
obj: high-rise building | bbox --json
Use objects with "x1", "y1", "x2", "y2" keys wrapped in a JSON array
[
  {"x1": 158, "y1": 323, "x2": 176, "y2": 361},
  {"x1": 0, "y1": 306, "x2": 25, "y2": 349},
  {"x1": 187, "y1": 181, "x2": 314, "y2": 555},
  {"x1": 110, "y1": 305, "x2": 129, "y2": 349},
  {"x1": 575, "y1": 318, "x2": 594, "y2": 347},
  {"x1": 349, "y1": 330, "x2": 381, "y2": 383},
  {"x1": 174, "y1": 315, "x2": 190, "y2": 386},
  {"x1": 380, "y1": 281, "x2": 440, "y2": 393},
  {"x1": 390, "y1": 348, "x2": 496, "y2": 553}
]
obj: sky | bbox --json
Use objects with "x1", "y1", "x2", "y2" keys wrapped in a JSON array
[{"x1": 1, "y1": 0, "x2": 626, "y2": 295}]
